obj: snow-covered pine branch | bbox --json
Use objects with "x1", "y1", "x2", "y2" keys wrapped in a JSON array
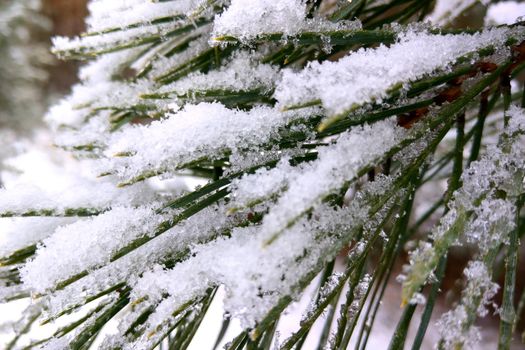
[{"x1": 1, "y1": 1, "x2": 525, "y2": 349}]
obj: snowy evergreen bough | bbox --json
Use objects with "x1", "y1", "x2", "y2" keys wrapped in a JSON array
[{"x1": 1, "y1": 0, "x2": 525, "y2": 349}]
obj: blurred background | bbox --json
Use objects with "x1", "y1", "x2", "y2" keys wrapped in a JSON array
[
  {"x1": 42, "y1": 0, "x2": 88, "y2": 93},
  {"x1": 0, "y1": 0, "x2": 88, "y2": 174}
]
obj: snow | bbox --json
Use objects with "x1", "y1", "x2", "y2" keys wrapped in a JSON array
[
  {"x1": 485, "y1": 1, "x2": 525, "y2": 25},
  {"x1": 463, "y1": 198, "x2": 515, "y2": 254},
  {"x1": 401, "y1": 106, "x2": 525, "y2": 309},
  {"x1": 32, "y1": 204, "x2": 229, "y2": 319},
  {"x1": 46, "y1": 29, "x2": 212, "y2": 134},
  {"x1": 52, "y1": 22, "x2": 178, "y2": 56},
  {"x1": 507, "y1": 104, "x2": 525, "y2": 136},
  {"x1": 436, "y1": 261, "x2": 499, "y2": 349},
  {"x1": 212, "y1": 0, "x2": 308, "y2": 41},
  {"x1": 105, "y1": 103, "x2": 315, "y2": 183},
  {"x1": 45, "y1": 47, "x2": 148, "y2": 129},
  {"x1": 86, "y1": 0, "x2": 209, "y2": 33},
  {"x1": 0, "y1": 149, "x2": 162, "y2": 216},
  {"x1": 147, "y1": 28, "x2": 212, "y2": 78},
  {"x1": 126, "y1": 177, "x2": 396, "y2": 344},
  {"x1": 21, "y1": 205, "x2": 169, "y2": 293},
  {"x1": 275, "y1": 27, "x2": 517, "y2": 115},
  {"x1": 52, "y1": 0, "x2": 217, "y2": 58},
  {"x1": 256, "y1": 119, "x2": 405, "y2": 241},
  {"x1": 157, "y1": 51, "x2": 281, "y2": 97},
  {"x1": 212, "y1": 0, "x2": 361, "y2": 43},
  {"x1": 0, "y1": 179, "x2": 157, "y2": 217},
  {"x1": 229, "y1": 157, "x2": 304, "y2": 210},
  {"x1": 0, "y1": 218, "x2": 75, "y2": 259}
]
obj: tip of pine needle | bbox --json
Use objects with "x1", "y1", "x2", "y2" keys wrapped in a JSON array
[
  {"x1": 147, "y1": 330, "x2": 157, "y2": 339},
  {"x1": 262, "y1": 234, "x2": 279, "y2": 248},
  {"x1": 212, "y1": 35, "x2": 239, "y2": 44},
  {"x1": 226, "y1": 207, "x2": 239, "y2": 215},
  {"x1": 131, "y1": 297, "x2": 146, "y2": 306},
  {"x1": 317, "y1": 113, "x2": 344, "y2": 132},
  {"x1": 317, "y1": 122, "x2": 328, "y2": 132},
  {"x1": 113, "y1": 152, "x2": 132, "y2": 157},
  {"x1": 97, "y1": 172, "x2": 112, "y2": 178},
  {"x1": 261, "y1": 240, "x2": 272, "y2": 248}
]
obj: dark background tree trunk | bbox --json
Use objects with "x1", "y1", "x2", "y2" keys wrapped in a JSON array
[{"x1": 42, "y1": 0, "x2": 88, "y2": 93}]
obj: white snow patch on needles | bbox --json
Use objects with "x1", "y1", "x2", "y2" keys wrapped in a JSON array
[
  {"x1": 212, "y1": 0, "x2": 359, "y2": 42},
  {"x1": 21, "y1": 205, "x2": 169, "y2": 293},
  {"x1": 275, "y1": 28, "x2": 514, "y2": 115},
  {"x1": 87, "y1": 0, "x2": 208, "y2": 32},
  {"x1": 105, "y1": 103, "x2": 313, "y2": 182},
  {"x1": 213, "y1": 0, "x2": 308, "y2": 40},
  {"x1": 257, "y1": 119, "x2": 405, "y2": 239}
]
